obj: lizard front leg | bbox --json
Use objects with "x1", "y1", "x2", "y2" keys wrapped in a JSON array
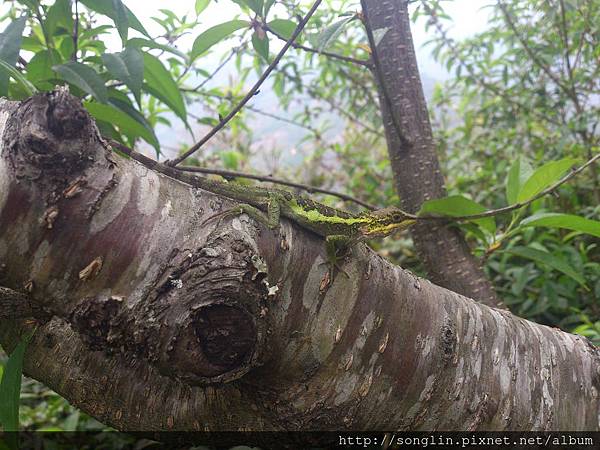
[{"x1": 323, "y1": 234, "x2": 352, "y2": 279}]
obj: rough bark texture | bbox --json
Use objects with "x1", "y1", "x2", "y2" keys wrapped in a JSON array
[
  {"x1": 1, "y1": 92, "x2": 600, "y2": 431},
  {"x1": 361, "y1": 0, "x2": 501, "y2": 308}
]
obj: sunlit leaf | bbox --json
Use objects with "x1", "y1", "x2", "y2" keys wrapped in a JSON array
[
  {"x1": 517, "y1": 158, "x2": 577, "y2": 202},
  {"x1": 267, "y1": 19, "x2": 296, "y2": 40},
  {"x1": 46, "y1": 0, "x2": 74, "y2": 38},
  {"x1": 142, "y1": 53, "x2": 186, "y2": 123},
  {"x1": 112, "y1": 0, "x2": 129, "y2": 44},
  {"x1": 521, "y1": 213, "x2": 600, "y2": 238},
  {"x1": 0, "y1": 336, "x2": 31, "y2": 431},
  {"x1": 232, "y1": 0, "x2": 263, "y2": 16},
  {"x1": 506, "y1": 156, "x2": 533, "y2": 205},
  {"x1": 0, "y1": 17, "x2": 26, "y2": 97},
  {"x1": 79, "y1": 0, "x2": 149, "y2": 37},
  {"x1": 84, "y1": 101, "x2": 159, "y2": 151},
  {"x1": 102, "y1": 48, "x2": 143, "y2": 105},
  {"x1": 263, "y1": 0, "x2": 276, "y2": 17},
  {"x1": 252, "y1": 31, "x2": 269, "y2": 61},
  {"x1": 53, "y1": 62, "x2": 108, "y2": 103},
  {"x1": 506, "y1": 246, "x2": 587, "y2": 287},
  {"x1": 317, "y1": 16, "x2": 355, "y2": 51},
  {"x1": 127, "y1": 38, "x2": 188, "y2": 61},
  {"x1": 191, "y1": 20, "x2": 249, "y2": 60},
  {"x1": 195, "y1": 0, "x2": 211, "y2": 15},
  {"x1": 26, "y1": 49, "x2": 60, "y2": 84},
  {"x1": 0, "y1": 59, "x2": 38, "y2": 96},
  {"x1": 419, "y1": 194, "x2": 496, "y2": 234}
]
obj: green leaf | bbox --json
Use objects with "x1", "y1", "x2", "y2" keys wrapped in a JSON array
[
  {"x1": 252, "y1": 31, "x2": 269, "y2": 61},
  {"x1": 108, "y1": 94, "x2": 160, "y2": 154},
  {"x1": 419, "y1": 195, "x2": 496, "y2": 234},
  {"x1": 26, "y1": 49, "x2": 61, "y2": 84},
  {"x1": 127, "y1": 38, "x2": 188, "y2": 61},
  {"x1": 244, "y1": 0, "x2": 264, "y2": 16},
  {"x1": 267, "y1": 19, "x2": 296, "y2": 40},
  {"x1": 142, "y1": 53, "x2": 186, "y2": 123},
  {"x1": 521, "y1": 213, "x2": 600, "y2": 238},
  {"x1": 0, "y1": 58, "x2": 38, "y2": 96},
  {"x1": 517, "y1": 158, "x2": 577, "y2": 202},
  {"x1": 0, "y1": 17, "x2": 27, "y2": 97},
  {"x1": 102, "y1": 48, "x2": 143, "y2": 105},
  {"x1": 0, "y1": 337, "x2": 30, "y2": 431},
  {"x1": 53, "y1": 62, "x2": 108, "y2": 103},
  {"x1": 46, "y1": 0, "x2": 74, "y2": 37},
  {"x1": 506, "y1": 246, "x2": 587, "y2": 287},
  {"x1": 263, "y1": 0, "x2": 276, "y2": 17},
  {"x1": 221, "y1": 150, "x2": 241, "y2": 169},
  {"x1": 84, "y1": 101, "x2": 159, "y2": 151},
  {"x1": 112, "y1": 0, "x2": 129, "y2": 44},
  {"x1": 191, "y1": 20, "x2": 249, "y2": 60},
  {"x1": 79, "y1": 0, "x2": 149, "y2": 37},
  {"x1": 506, "y1": 156, "x2": 533, "y2": 204},
  {"x1": 195, "y1": 0, "x2": 211, "y2": 15},
  {"x1": 317, "y1": 16, "x2": 355, "y2": 51}
]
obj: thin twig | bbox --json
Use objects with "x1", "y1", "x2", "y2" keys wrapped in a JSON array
[
  {"x1": 191, "y1": 41, "x2": 248, "y2": 90},
  {"x1": 177, "y1": 166, "x2": 377, "y2": 209},
  {"x1": 263, "y1": 23, "x2": 372, "y2": 68},
  {"x1": 275, "y1": 67, "x2": 385, "y2": 137},
  {"x1": 72, "y1": 0, "x2": 79, "y2": 62},
  {"x1": 557, "y1": 0, "x2": 574, "y2": 85},
  {"x1": 168, "y1": 0, "x2": 324, "y2": 166},
  {"x1": 186, "y1": 91, "x2": 323, "y2": 135}
]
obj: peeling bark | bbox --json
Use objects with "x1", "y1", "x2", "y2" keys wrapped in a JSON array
[
  {"x1": 1, "y1": 92, "x2": 600, "y2": 431},
  {"x1": 361, "y1": 0, "x2": 501, "y2": 308}
]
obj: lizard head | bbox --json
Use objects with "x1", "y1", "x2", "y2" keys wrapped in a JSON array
[{"x1": 360, "y1": 207, "x2": 416, "y2": 238}]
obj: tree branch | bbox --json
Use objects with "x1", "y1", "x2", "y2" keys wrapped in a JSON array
[
  {"x1": 192, "y1": 42, "x2": 248, "y2": 91},
  {"x1": 168, "y1": 0, "x2": 324, "y2": 166},
  {"x1": 0, "y1": 286, "x2": 49, "y2": 320}
]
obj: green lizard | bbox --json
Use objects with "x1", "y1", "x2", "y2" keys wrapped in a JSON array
[
  {"x1": 198, "y1": 181, "x2": 417, "y2": 277},
  {"x1": 114, "y1": 142, "x2": 418, "y2": 274}
]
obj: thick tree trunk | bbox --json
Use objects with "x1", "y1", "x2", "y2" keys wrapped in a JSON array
[
  {"x1": 1, "y1": 92, "x2": 599, "y2": 431},
  {"x1": 361, "y1": 0, "x2": 501, "y2": 308}
]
